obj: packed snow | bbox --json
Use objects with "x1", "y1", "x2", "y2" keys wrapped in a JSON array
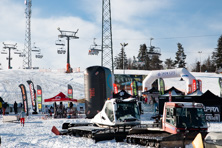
[{"x1": 1, "y1": 69, "x2": 222, "y2": 148}]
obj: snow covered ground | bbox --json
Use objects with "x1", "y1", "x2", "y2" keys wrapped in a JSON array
[
  {"x1": 1, "y1": 69, "x2": 222, "y2": 147},
  {"x1": 0, "y1": 106, "x2": 221, "y2": 148}
]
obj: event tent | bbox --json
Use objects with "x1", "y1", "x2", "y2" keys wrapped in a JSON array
[
  {"x1": 186, "y1": 89, "x2": 203, "y2": 96},
  {"x1": 142, "y1": 87, "x2": 159, "y2": 95},
  {"x1": 44, "y1": 92, "x2": 77, "y2": 102},
  {"x1": 0, "y1": 97, "x2": 4, "y2": 102},
  {"x1": 164, "y1": 86, "x2": 185, "y2": 95},
  {"x1": 158, "y1": 90, "x2": 222, "y2": 121}
]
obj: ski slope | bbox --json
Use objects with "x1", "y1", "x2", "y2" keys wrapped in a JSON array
[
  {"x1": 0, "y1": 69, "x2": 85, "y2": 105},
  {"x1": 1, "y1": 69, "x2": 221, "y2": 105}
]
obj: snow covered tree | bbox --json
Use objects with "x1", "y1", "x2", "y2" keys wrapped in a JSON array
[{"x1": 174, "y1": 43, "x2": 186, "y2": 68}]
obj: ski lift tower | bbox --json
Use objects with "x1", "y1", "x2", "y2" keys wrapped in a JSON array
[
  {"x1": 23, "y1": 0, "x2": 32, "y2": 69},
  {"x1": 147, "y1": 38, "x2": 161, "y2": 56},
  {"x1": 102, "y1": 0, "x2": 114, "y2": 72},
  {"x1": 57, "y1": 27, "x2": 79, "y2": 73},
  {"x1": 2, "y1": 42, "x2": 17, "y2": 69}
]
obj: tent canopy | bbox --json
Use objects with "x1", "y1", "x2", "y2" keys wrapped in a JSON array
[
  {"x1": 44, "y1": 92, "x2": 77, "y2": 102},
  {"x1": 142, "y1": 87, "x2": 159, "y2": 95},
  {"x1": 164, "y1": 86, "x2": 184, "y2": 95},
  {"x1": 186, "y1": 89, "x2": 203, "y2": 96},
  {"x1": 0, "y1": 97, "x2": 4, "y2": 102},
  {"x1": 161, "y1": 90, "x2": 182, "y2": 96},
  {"x1": 164, "y1": 86, "x2": 184, "y2": 94}
]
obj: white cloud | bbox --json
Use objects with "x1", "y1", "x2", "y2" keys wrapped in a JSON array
[{"x1": 111, "y1": 0, "x2": 172, "y2": 25}]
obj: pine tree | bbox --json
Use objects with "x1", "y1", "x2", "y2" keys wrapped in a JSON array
[
  {"x1": 137, "y1": 44, "x2": 150, "y2": 70},
  {"x1": 150, "y1": 55, "x2": 163, "y2": 70},
  {"x1": 131, "y1": 56, "x2": 140, "y2": 69},
  {"x1": 174, "y1": 43, "x2": 186, "y2": 68},
  {"x1": 164, "y1": 58, "x2": 175, "y2": 69},
  {"x1": 127, "y1": 58, "x2": 133, "y2": 69},
  {"x1": 203, "y1": 56, "x2": 216, "y2": 72},
  {"x1": 195, "y1": 61, "x2": 201, "y2": 72},
  {"x1": 191, "y1": 56, "x2": 215, "y2": 72},
  {"x1": 212, "y1": 35, "x2": 222, "y2": 69},
  {"x1": 114, "y1": 46, "x2": 128, "y2": 69},
  {"x1": 148, "y1": 46, "x2": 162, "y2": 70}
]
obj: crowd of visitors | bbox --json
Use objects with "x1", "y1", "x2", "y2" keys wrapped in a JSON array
[{"x1": 44, "y1": 102, "x2": 78, "y2": 118}]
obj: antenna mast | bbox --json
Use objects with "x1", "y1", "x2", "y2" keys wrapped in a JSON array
[
  {"x1": 23, "y1": 0, "x2": 32, "y2": 69},
  {"x1": 102, "y1": 0, "x2": 114, "y2": 72}
]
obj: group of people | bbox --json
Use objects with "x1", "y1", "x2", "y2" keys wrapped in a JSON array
[
  {"x1": 0, "y1": 102, "x2": 8, "y2": 115},
  {"x1": 44, "y1": 102, "x2": 78, "y2": 118},
  {"x1": 14, "y1": 101, "x2": 25, "y2": 127},
  {"x1": 143, "y1": 96, "x2": 159, "y2": 113}
]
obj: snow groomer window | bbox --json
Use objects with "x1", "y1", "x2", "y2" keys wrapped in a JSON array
[
  {"x1": 166, "y1": 108, "x2": 175, "y2": 126},
  {"x1": 105, "y1": 102, "x2": 114, "y2": 122}
]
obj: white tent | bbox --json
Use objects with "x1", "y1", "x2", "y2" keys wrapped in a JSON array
[
  {"x1": 186, "y1": 89, "x2": 203, "y2": 96},
  {"x1": 161, "y1": 90, "x2": 182, "y2": 97}
]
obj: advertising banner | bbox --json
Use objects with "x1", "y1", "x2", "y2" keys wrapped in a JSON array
[
  {"x1": 114, "y1": 74, "x2": 146, "y2": 91},
  {"x1": 204, "y1": 105, "x2": 221, "y2": 122},
  {"x1": 192, "y1": 79, "x2": 197, "y2": 92},
  {"x1": 197, "y1": 79, "x2": 202, "y2": 92},
  {"x1": 130, "y1": 80, "x2": 138, "y2": 96},
  {"x1": 68, "y1": 84, "x2": 73, "y2": 99},
  {"x1": 219, "y1": 77, "x2": 222, "y2": 97},
  {"x1": 113, "y1": 83, "x2": 118, "y2": 94},
  {"x1": 19, "y1": 84, "x2": 29, "y2": 116},
  {"x1": 159, "y1": 78, "x2": 165, "y2": 95},
  {"x1": 37, "y1": 85, "x2": 42, "y2": 111},
  {"x1": 27, "y1": 80, "x2": 37, "y2": 113}
]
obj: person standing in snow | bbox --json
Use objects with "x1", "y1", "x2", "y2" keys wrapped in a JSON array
[
  {"x1": 2, "y1": 102, "x2": 8, "y2": 115},
  {"x1": 0, "y1": 101, "x2": 2, "y2": 114},
  {"x1": 45, "y1": 105, "x2": 49, "y2": 115},
  {"x1": 14, "y1": 101, "x2": 18, "y2": 114},
  {"x1": 53, "y1": 102, "x2": 57, "y2": 118},
  {"x1": 20, "y1": 110, "x2": 26, "y2": 127}
]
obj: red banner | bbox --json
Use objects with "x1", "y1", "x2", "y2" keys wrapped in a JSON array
[
  {"x1": 113, "y1": 83, "x2": 118, "y2": 94},
  {"x1": 193, "y1": 79, "x2": 197, "y2": 92}
]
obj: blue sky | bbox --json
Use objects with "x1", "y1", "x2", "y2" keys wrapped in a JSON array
[{"x1": 0, "y1": 0, "x2": 222, "y2": 70}]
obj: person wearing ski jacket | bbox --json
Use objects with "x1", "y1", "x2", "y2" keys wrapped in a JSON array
[
  {"x1": 20, "y1": 110, "x2": 26, "y2": 127},
  {"x1": 2, "y1": 102, "x2": 8, "y2": 115},
  {"x1": 14, "y1": 101, "x2": 18, "y2": 114}
]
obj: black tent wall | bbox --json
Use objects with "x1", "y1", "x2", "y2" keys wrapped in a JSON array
[
  {"x1": 84, "y1": 66, "x2": 113, "y2": 118},
  {"x1": 193, "y1": 90, "x2": 222, "y2": 122},
  {"x1": 158, "y1": 90, "x2": 222, "y2": 122}
]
